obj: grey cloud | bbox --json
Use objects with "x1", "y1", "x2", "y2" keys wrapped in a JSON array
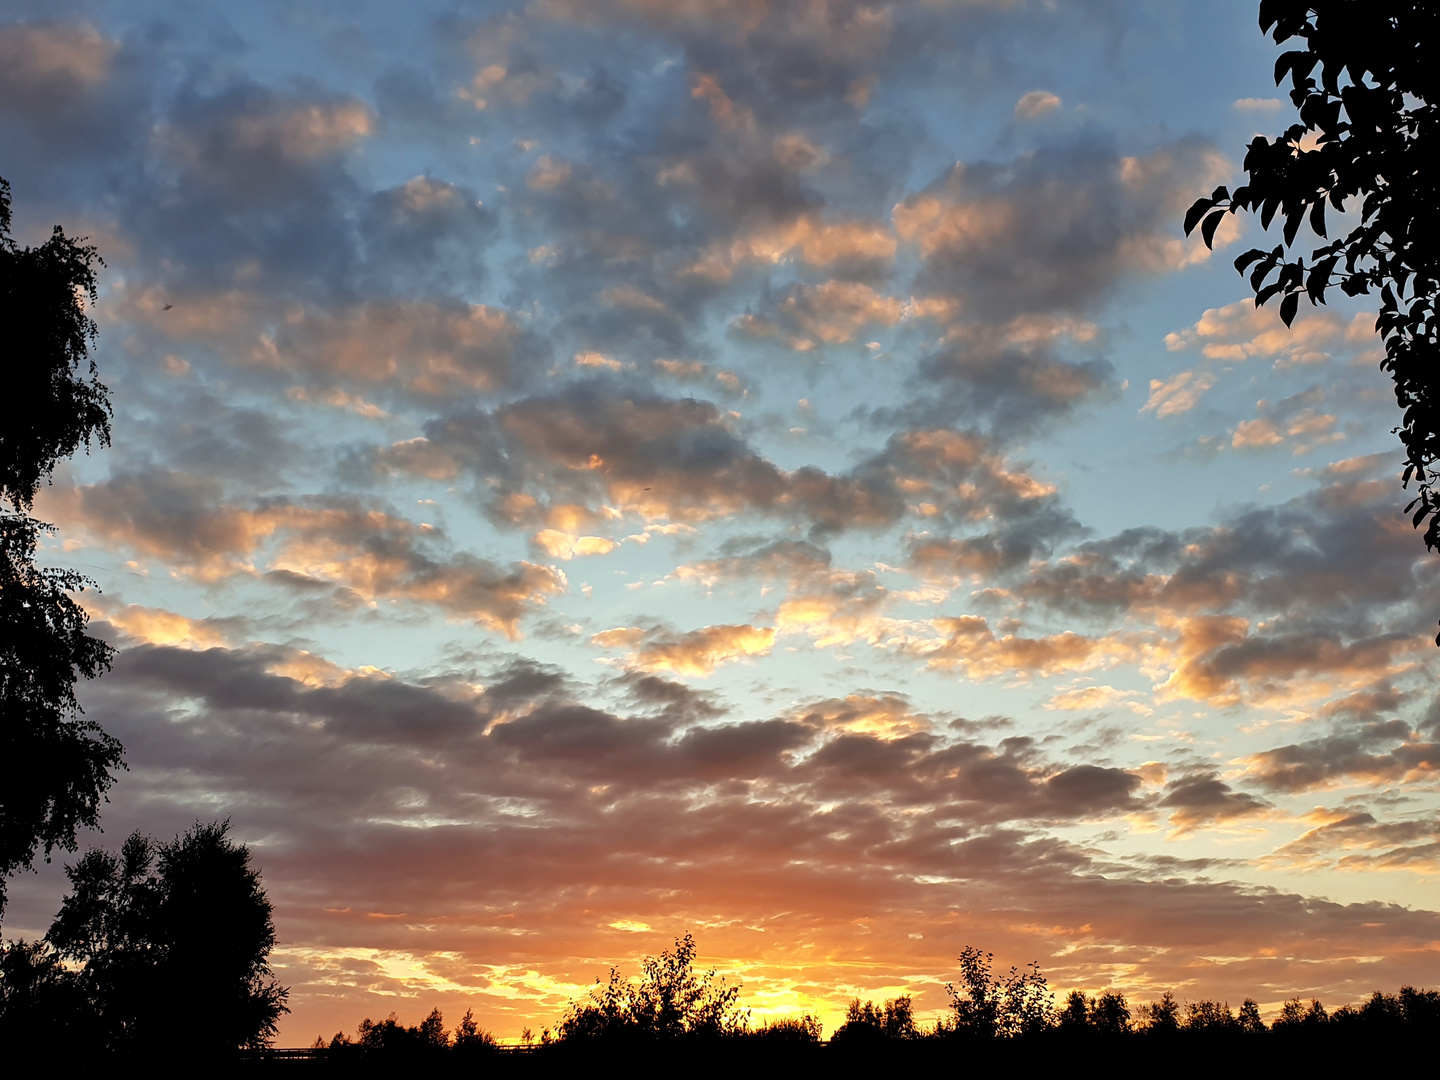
[
  {"x1": 1159, "y1": 773, "x2": 1269, "y2": 829},
  {"x1": 0, "y1": 23, "x2": 115, "y2": 114},
  {"x1": 1015, "y1": 472, "x2": 1437, "y2": 650},
  {"x1": 42, "y1": 634, "x2": 1440, "y2": 1036},
  {"x1": 389, "y1": 380, "x2": 905, "y2": 535},
  {"x1": 901, "y1": 135, "x2": 1222, "y2": 320},
  {"x1": 59, "y1": 472, "x2": 566, "y2": 635},
  {"x1": 1248, "y1": 721, "x2": 1440, "y2": 793},
  {"x1": 907, "y1": 340, "x2": 1115, "y2": 435},
  {"x1": 801, "y1": 731, "x2": 1143, "y2": 823},
  {"x1": 384, "y1": 380, "x2": 1079, "y2": 550}
]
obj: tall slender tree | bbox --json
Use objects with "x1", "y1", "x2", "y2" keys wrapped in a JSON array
[{"x1": 0, "y1": 176, "x2": 121, "y2": 916}]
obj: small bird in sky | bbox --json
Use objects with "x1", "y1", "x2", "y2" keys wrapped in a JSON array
[{"x1": 162, "y1": 303, "x2": 173, "y2": 310}]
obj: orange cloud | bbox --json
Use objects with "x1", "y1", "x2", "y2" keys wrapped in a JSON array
[
  {"x1": 916, "y1": 616, "x2": 1139, "y2": 680},
  {"x1": 594, "y1": 623, "x2": 777, "y2": 676}
]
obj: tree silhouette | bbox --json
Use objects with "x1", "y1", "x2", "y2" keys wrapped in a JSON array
[
  {"x1": 558, "y1": 933, "x2": 745, "y2": 1041},
  {"x1": 831, "y1": 996, "x2": 918, "y2": 1042},
  {"x1": 46, "y1": 820, "x2": 288, "y2": 1056},
  {"x1": 0, "y1": 176, "x2": 120, "y2": 915},
  {"x1": 1184, "y1": 4, "x2": 1440, "y2": 630},
  {"x1": 944, "y1": 947, "x2": 1053, "y2": 1038}
]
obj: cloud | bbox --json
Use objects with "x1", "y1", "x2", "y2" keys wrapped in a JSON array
[
  {"x1": 0, "y1": 23, "x2": 116, "y2": 111},
  {"x1": 1155, "y1": 617, "x2": 1419, "y2": 709},
  {"x1": 593, "y1": 623, "x2": 777, "y2": 676},
  {"x1": 1227, "y1": 389, "x2": 1343, "y2": 455},
  {"x1": 1266, "y1": 809, "x2": 1440, "y2": 873},
  {"x1": 159, "y1": 87, "x2": 373, "y2": 199},
  {"x1": 1141, "y1": 370, "x2": 1217, "y2": 418},
  {"x1": 89, "y1": 601, "x2": 238, "y2": 651},
  {"x1": 1159, "y1": 772, "x2": 1269, "y2": 831},
  {"x1": 1245, "y1": 721, "x2": 1440, "y2": 793},
  {"x1": 895, "y1": 137, "x2": 1232, "y2": 322},
  {"x1": 1162, "y1": 299, "x2": 1377, "y2": 368},
  {"x1": 915, "y1": 615, "x2": 1139, "y2": 681},
  {"x1": 263, "y1": 300, "x2": 524, "y2": 397},
  {"x1": 1043, "y1": 683, "x2": 1150, "y2": 715},
  {"x1": 733, "y1": 280, "x2": 907, "y2": 349},
  {"x1": 379, "y1": 383, "x2": 1063, "y2": 539},
  {"x1": 49, "y1": 473, "x2": 566, "y2": 636},
  {"x1": 1014, "y1": 90, "x2": 1061, "y2": 119},
  {"x1": 30, "y1": 633, "x2": 1437, "y2": 1042}
]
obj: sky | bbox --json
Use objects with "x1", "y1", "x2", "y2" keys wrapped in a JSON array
[{"x1": 2, "y1": 0, "x2": 1438, "y2": 1046}]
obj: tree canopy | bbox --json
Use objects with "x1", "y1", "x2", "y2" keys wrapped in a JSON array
[
  {"x1": 558, "y1": 933, "x2": 746, "y2": 1041},
  {"x1": 0, "y1": 176, "x2": 120, "y2": 915},
  {"x1": 44, "y1": 820, "x2": 289, "y2": 1056},
  {"x1": 0, "y1": 178, "x2": 112, "y2": 514},
  {"x1": 1184, "y1": 3, "x2": 1438, "y2": 628}
]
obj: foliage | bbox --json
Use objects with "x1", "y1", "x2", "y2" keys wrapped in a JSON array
[
  {"x1": 453, "y1": 1007, "x2": 501, "y2": 1052},
  {"x1": 1060, "y1": 988, "x2": 1132, "y2": 1034},
  {"x1": 0, "y1": 515, "x2": 120, "y2": 914},
  {"x1": 1059, "y1": 989, "x2": 1090, "y2": 1031},
  {"x1": 943, "y1": 947, "x2": 1054, "y2": 1038},
  {"x1": 749, "y1": 1013, "x2": 823, "y2": 1043},
  {"x1": 45, "y1": 820, "x2": 288, "y2": 1056},
  {"x1": 324, "y1": 1006, "x2": 494, "y2": 1061},
  {"x1": 0, "y1": 177, "x2": 112, "y2": 514},
  {"x1": 558, "y1": 933, "x2": 746, "y2": 1041},
  {"x1": 832, "y1": 996, "x2": 918, "y2": 1042},
  {"x1": 0, "y1": 176, "x2": 119, "y2": 916},
  {"x1": 1139, "y1": 991, "x2": 1181, "y2": 1033},
  {"x1": 1183, "y1": 3, "x2": 1440, "y2": 610},
  {"x1": 1089, "y1": 990, "x2": 1132, "y2": 1035},
  {"x1": 1272, "y1": 996, "x2": 1330, "y2": 1031},
  {"x1": 1183, "y1": 999, "x2": 1237, "y2": 1032},
  {"x1": 0, "y1": 936, "x2": 90, "y2": 1049},
  {"x1": 305, "y1": 939, "x2": 1440, "y2": 1065},
  {"x1": 1237, "y1": 998, "x2": 1267, "y2": 1033}
]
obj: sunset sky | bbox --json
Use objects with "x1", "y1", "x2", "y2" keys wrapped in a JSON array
[{"x1": 3, "y1": 0, "x2": 1438, "y2": 1044}]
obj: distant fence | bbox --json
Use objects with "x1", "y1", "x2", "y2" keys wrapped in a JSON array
[{"x1": 238, "y1": 1043, "x2": 559, "y2": 1061}]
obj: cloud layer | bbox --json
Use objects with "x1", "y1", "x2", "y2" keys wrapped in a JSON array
[{"x1": 4, "y1": 0, "x2": 1437, "y2": 1046}]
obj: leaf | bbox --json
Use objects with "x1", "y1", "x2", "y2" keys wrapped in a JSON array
[
  {"x1": 1309, "y1": 199, "x2": 1327, "y2": 238},
  {"x1": 1183, "y1": 198, "x2": 1215, "y2": 236},
  {"x1": 1201, "y1": 209, "x2": 1226, "y2": 249},
  {"x1": 1305, "y1": 265, "x2": 1327, "y2": 304},
  {"x1": 1283, "y1": 207, "x2": 1304, "y2": 246},
  {"x1": 1280, "y1": 290, "x2": 1299, "y2": 326},
  {"x1": 1260, "y1": 195, "x2": 1281, "y2": 231},
  {"x1": 1234, "y1": 248, "x2": 1266, "y2": 273}
]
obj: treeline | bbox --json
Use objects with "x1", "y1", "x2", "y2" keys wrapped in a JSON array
[{"x1": 306, "y1": 937, "x2": 1439, "y2": 1073}]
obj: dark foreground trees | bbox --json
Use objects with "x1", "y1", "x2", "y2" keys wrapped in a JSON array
[
  {"x1": 0, "y1": 175, "x2": 121, "y2": 914},
  {"x1": 311, "y1": 939, "x2": 1440, "y2": 1070},
  {"x1": 0, "y1": 820, "x2": 287, "y2": 1060},
  {"x1": 1184, "y1": 3, "x2": 1439, "y2": 622}
]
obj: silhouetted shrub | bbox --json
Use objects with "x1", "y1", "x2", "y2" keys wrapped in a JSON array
[
  {"x1": 557, "y1": 933, "x2": 745, "y2": 1042},
  {"x1": 831, "y1": 996, "x2": 918, "y2": 1042},
  {"x1": 941, "y1": 946, "x2": 1053, "y2": 1038},
  {"x1": 1139, "y1": 991, "x2": 1181, "y2": 1034},
  {"x1": 1273, "y1": 997, "x2": 1328, "y2": 1032},
  {"x1": 748, "y1": 1013, "x2": 822, "y2": 1044},
  {"x1": 1236, "y1": 998, "x2": 1265, "y2": 1034},
  {"x1": 1183, "y1": 999, "x2": 1236, "y2": 1033}
]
